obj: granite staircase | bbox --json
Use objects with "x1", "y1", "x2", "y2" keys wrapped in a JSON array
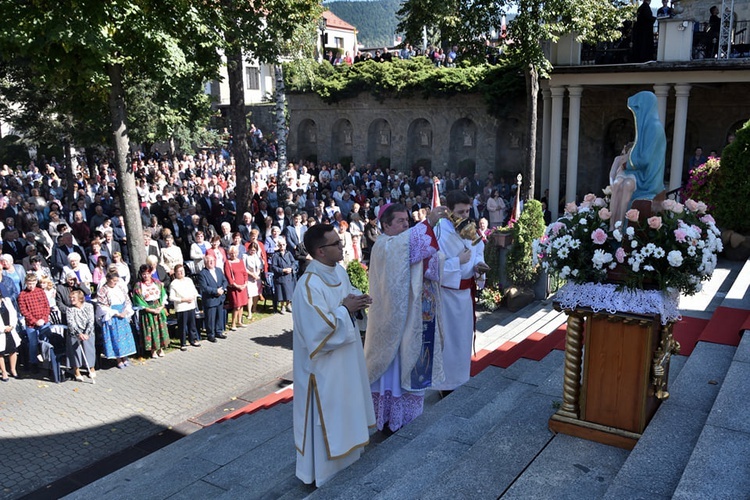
[{"x1": 66, "y1": 260, "x2": 750, "y2": 500}]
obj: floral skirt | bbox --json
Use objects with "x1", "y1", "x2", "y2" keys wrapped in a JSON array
[{"x1": 140, "y1": 305, "x2": 170, "y2": 351}]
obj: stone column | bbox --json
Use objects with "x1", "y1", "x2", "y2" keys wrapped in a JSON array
[
  {"x1": 653, "y1": 84, "x2": 670, "y2": 127},
  {"x1": 549, "y1": 86, "x2": 566, "y2": 221},
  {"x1": 541, "y1": 88, "x2": 552, "y2": 198},
  {"x1": 669, "y1": 84, "x2": 691, "y2": 191},
  {"x1": 565, "y1": 86, "x2": 583, "y2": 204}
]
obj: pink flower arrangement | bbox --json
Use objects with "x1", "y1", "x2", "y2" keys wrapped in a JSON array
[{"x1": 625, "y1": 209, "x2": 640, "y2": 222}]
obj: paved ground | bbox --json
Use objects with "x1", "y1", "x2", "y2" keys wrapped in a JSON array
[{"x1": 0, "y1": 309, "x2": 296, "y2": 500}]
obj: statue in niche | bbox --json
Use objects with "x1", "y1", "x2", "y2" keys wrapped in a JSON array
[
  {"x1": 420, "y1": 130, "x2": 430, "y2": 146},
  {"x1": 380, "y1": 130, "x2": 389, "y2": 145},
  {"x1": 463, "y1": 130, "x2": 473, "y2": 147},
  {"x1": 308, "y1": 127, "x2": 316, "y2": 143},
  {"x1": 344, "y1": 130, "x2": 352, "y2": 144},
  {"x1": 509, "y1": 132, "x2": 520, "y2": 149}
]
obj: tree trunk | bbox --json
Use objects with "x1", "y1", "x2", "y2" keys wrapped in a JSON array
[
  {"x1": 525, "y1": 63, "x2": 539, "y2": 201},
  {"x1": 107, "y1": 63, "x2": 145, "y2": 282},
  {"x1": 85, "y1": 148, "x2": 97, "y2": 180},
  {"x1": 226, "y1": 44, "x2": 252, "y2": 225},
  {"x1": 274, "y1": 64, "x2": 289, "y2": 205},
  {"x1": 63, "y1": 140, "x2": 76, "y2": 206}
]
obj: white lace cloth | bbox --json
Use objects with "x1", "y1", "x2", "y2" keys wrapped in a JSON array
[{"x1": 555, "y1": 282, "x2": 681, "y2": 325}]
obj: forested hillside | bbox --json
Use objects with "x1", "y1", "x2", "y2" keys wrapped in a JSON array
[{"x1": 325, "y1": 0, "x2": 401, "y2": 48}]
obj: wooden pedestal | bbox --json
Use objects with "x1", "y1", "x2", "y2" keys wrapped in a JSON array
[{"x1": 549, "y1": 307, "x2": 679, "y2": 449}]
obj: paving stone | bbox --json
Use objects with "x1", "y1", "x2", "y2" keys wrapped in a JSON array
[{"x1": 705, "y1": 359, "x2": 750, "y2": 434}]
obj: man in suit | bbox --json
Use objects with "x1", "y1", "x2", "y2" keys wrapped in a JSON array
[
  {"x1": 284, "y1": 214, "x2": 307, "y2": 258},
  {"x1": 50, "y1": 233, "x2": 86, "y2": 281},
  {"x1": 2, "y1": 229, "x2": 27, "y2": 262},
  {"x1": 143, "y1": 232, "x2": 161, "y2": 261},
  {"x1": 197, "y1": 254, "x2": 228, "y2": 342},
  {"x1": 273, "y1": 207, "x2": 290, "y2": 233},
  {"x1": 99, "y1": 229, "x2": 122, "y2": 262},
  {"x1": 238, "y1": 212, "x2": 259, "y2": 244}
]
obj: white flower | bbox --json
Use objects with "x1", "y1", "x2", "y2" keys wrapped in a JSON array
[
  {"x1": 592, "y1": 249, "x2": 614, "y2": 269},
  {"x1": 626, "y1": 226, "x2": 635, "y2": 237},
  {"x1": 644, "y1": 265, "x2": 655, "y2": 271},
  {"x1": 687, "y1": 246, "x2": 697, "y2": 257},
  {"x1": 571, "y1": 269, "x2": 579, "y2": 277},
  {"x1": 560, "y1": 266, "x2": 571, "y2": 279},
  {"x1": 569, "y1": 239, "x2": 581, "y2": 249},
  {"x1": 614, "y1": 220, "x2": 622, "y2": 229},
  {"x1": 631, "y1": 240, "x2": 638, "y2": 248},
  {"x1": 653, "y1": 247, "x2": 665, "y2": 258},
  {"x1": 667, "y1": 250, "x2": 684, "y2": 267},
  {"x1": 558, "y1": 247, "x2": 570, "y2": 258},
  {"x1": 613, "y1": 229, "x2": 622, "y2": 242},
  {"x1": 603, "y1": 186, "x2": 612, "y2": 196}
]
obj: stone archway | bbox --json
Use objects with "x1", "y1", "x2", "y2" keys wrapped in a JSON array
[
  {"x1": 367, "y1": 119, "x2": 392, "y2": 169},
  {"x1": 297, "y1": 119, "x2": 318, "y2": 162},
  {"x1": 407, "y1": 118, "x2": 433, "y2": 173},
  {"x1": 331, "y1": 119, "x2": 354, "y2": 165},
  {"x1": 449, "y1": 118, "x2": 477, "y2": 178}
]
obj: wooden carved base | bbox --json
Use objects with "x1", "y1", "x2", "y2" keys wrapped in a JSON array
[{"x1": 549, "y1": 306, "x2": 679, "y2": 449}]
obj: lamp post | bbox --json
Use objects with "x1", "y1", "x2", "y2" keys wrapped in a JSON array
[{"x1": 318, "y1": 17, "x2": 327, "y2": 63}]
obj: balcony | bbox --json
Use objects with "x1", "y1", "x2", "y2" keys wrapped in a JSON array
[{"x1": 552, "y1": 19, "x2": 750, "y2": 67}]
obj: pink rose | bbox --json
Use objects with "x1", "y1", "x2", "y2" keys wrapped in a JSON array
[
  {"x1": 591, "y1": 228, "x2": 607, "y2": 245},
  {"x1": 696, "y1": 201, "x2": 708, "y2": 214},
  {"x1": 594, "y1": 197, "x2": 606, "y2": 207},
  {"x1": 685, "y1": 199, "x2": 699, "y2": 212},
  {"x1": 647, "y1": 216, "x2": 662, "y2": 230},
  {"x1": 551, "y1": 222, "x2": 565, "y2": 235},
  {"x1": 662, "y1": 199, "x2": 676, "y2": 211},
  {"x1": 583, "y1": 193, "x2": 597, "y2": 203},
  {"x1": 598, "y1": 208, "x2": 611, "y2": 220},
  {"x1": 691, "y1": 224, "x2": 702, "y2": 235},
  {"x1": 615, "y1": 247, "x2": 626, "y2": 263},
  {"x1": 673, "y1": 203, "x2": 684, "y2": 214},
  {"x1": 674, "y1": 229, "x2": 687, "y2": 242},
  {"x1": 625, "y1": 209, "x2": 640, "y2": 222},
  {"x1": 564, "y1": 202, "x2": 578, "y2": 214},
  {"x1": 700, "y1": 214, "x2": 715, "y2": 224}
]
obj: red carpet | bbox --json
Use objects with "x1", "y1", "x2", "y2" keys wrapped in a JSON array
[
  {"x1": 696, "y1": 306, "x2": 749, "y2": 348},
  {"x1": 215, "y1": 387, "x2": 294, "y2": 424},
  {"x1": 673, "y1": 316, "x2": 709, "y2": 356}
]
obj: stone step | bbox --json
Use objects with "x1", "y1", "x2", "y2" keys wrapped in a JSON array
[
  {"x1": 477, "y1": 302, "x2": 563, "y2": 352},
  {"x1": 671, "y1": 331, "x2": 750, "y2": 499},
  {"x1": 65, "y1": 403, "x2": 294, "y2": 499},
  {"x1": 602, "y1": 341, "x2": 736, "y2": 499}
]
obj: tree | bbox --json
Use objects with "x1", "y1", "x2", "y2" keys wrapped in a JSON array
[
  {"x1": 205, "y1": 0, "x2": 321, "y2": 224},
  {"x1": 397, "y1": 0, "x2": 626, "y2": 198},
  {"x1": 0, "y1": 0, "x2": 221, "y2": 278}
]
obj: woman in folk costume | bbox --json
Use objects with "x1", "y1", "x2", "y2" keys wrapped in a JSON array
[
  {"x1": 96, "y1": 270, "x2": 136, "y2": 369},
  {"x1": 132, "y1": 264, "x2": 170, "y2": 359},
  {"x1": 364, "y1": 202, "x2": 448, "y2": 432},
  {"x1": 66, "y1": 289, "x2": 96, "y2": 381}
]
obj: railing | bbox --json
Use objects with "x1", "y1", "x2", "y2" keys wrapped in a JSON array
[{"x1": 576, "y1": 20, "x2": 749, "y2": 65}]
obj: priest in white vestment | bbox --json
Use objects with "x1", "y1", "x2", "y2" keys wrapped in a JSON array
[
  {"x1": 365, "y1": 203, "x2": 447, "y2": 432},
  {"x1": 292, "y1": 224, "x2": 375, "y2": 486},
  {"x1": 434, "y1": 191, "x2": 489, "y2": 391}
]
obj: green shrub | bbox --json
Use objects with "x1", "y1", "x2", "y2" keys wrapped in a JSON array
[
  {"x1": 713, "y1": 119, "x2": 750, "y2": 233},
  {"x1": 346, "y1": 260, "x2": 369, "y2": 294},
  {"x1": 506, "y1": 199, "x2": 546, "y2": 287}
]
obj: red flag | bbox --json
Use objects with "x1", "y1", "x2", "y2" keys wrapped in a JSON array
[{"x1": 431, "y1": 177, "x2": 440, "y2": 209}]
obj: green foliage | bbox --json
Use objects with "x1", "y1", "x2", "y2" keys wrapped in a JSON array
[
  {"x1": 286, "y1": 57, "x2": 524, "y2": 114},
  {"x1": 0, "y1": 135, "x2": 30, "y2": 167},
  {"x1": 506, "y1": 199, "x2": 546, "y2": 287},
  {"x1": 713, "y1": 119, "x2": 750, "y2": 234},
  {"x1": 346, "y1": 261, "x2": 369, "y2": 294},
  {"x1": 483, "y1": 244, "x2": 501, "y2": 287},
  {"x1": 327, "y1": 0, "x2": 402, "y2": 48}
]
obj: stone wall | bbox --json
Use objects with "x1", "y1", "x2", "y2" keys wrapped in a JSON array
[{"x1": 286, "y1": 92, "x2": 527, "y2": 179}]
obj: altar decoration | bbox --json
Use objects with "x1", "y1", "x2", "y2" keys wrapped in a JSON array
[{"x1": 538, "y1": 194, "x2": 721, "y2": 449}]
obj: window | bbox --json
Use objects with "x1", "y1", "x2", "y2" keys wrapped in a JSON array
[
  {"x1": 335, "y1": 37, "x2": 344, "y2": 48},
  {"x1": 245, "y1": 67, "x2": 260, "y2": 90}
]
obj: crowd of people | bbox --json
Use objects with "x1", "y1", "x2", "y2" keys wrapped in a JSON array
[{"x1": 0, "y1": 138, "x2": 517, "y2": 389}]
